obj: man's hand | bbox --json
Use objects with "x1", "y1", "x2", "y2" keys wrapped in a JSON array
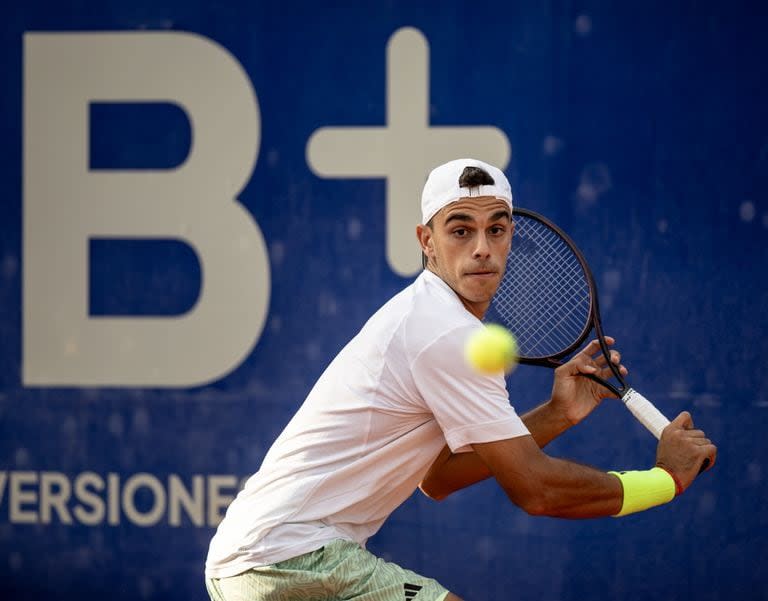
[
  {"x1": 656, "y1": 411, "x2": 717, "y2": 492},
  {"x1": 549, "y1": 337, "x2": 627, "y2": 425}
]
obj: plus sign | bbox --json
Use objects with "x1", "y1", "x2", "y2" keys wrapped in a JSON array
[{"x1": 306, "y1": 27, "x2": 511, "y2": 277}]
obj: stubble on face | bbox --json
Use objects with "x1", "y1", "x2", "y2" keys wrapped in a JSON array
[{"x1": 421, "y1": 196, "x2": 513, "y2": 319}]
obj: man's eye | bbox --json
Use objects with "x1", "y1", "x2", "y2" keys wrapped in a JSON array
[
  {"x1": 490, "y1": 226, "x2": 506, "y2": 235},
  {"x1": 453, "y1": 228, "x2": 468, "y2": 237}
]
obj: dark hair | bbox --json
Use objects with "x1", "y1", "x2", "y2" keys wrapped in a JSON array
[
  {"x1": 458, "y1": 166, "x2": 495, "y2": 188},
  {"x1": 420, "y1": 166, "x2": 496, "y2": 269}
]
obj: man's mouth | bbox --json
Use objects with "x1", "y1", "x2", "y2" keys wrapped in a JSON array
[{"x1": 465, "y1": 270, "x2": 497, "y2": 277}]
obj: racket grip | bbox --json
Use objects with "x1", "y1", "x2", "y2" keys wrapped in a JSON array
[{"x1": 621, "y1": 388, "x2": 671, "y2": 440}]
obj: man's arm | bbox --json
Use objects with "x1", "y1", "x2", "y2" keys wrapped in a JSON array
[
  {"x1": 419, "y1": 399, "x2": 571, "y2": 500},
  {"x1": 419, "y1": 339, "x2": 716, "y2": 510},
  {"x1": 422, "y1": 411, "x2": 715, "y2": 518},
  {"x1": 473, "y1": 410, "x2": 715, "y2": 518},
  {"x1": 472, "y1": 434, "x2": 624, "y2": 517},
  {"x1": 419, "y1": 426, "x2": 623, "y2": 516},
  {"x1": 421, "y1": 339, "x2": 622, "y2": 500}
]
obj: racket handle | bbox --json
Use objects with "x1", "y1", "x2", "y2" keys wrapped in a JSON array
[{"x1": 621, "y1": 388, "x2": 670, "y2": 440}]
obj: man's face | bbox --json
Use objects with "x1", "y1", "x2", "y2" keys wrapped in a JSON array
[{"x1": 417, "y1": 196, "x2": 513, "y2": 319}]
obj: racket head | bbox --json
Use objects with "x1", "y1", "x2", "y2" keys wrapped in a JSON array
[
  {"x1": 489, "y1": 208, "x2": 664, "y2": 433},
  {"x1": 486, "y1": 207, "x2": 598, "y2": 365}
]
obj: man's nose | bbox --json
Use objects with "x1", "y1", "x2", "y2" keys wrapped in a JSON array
[{"x1": 473, "y1": 234, "x2": 491, "y2": 258}]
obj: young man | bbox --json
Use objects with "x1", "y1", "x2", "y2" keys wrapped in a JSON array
[{"x1": 205, "y1": 158, "x2": 716, "y2": 601}]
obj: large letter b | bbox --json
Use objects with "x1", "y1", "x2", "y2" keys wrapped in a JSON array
[{"x1": 23, "y1": 32, "x2": 269, "y2": 387}]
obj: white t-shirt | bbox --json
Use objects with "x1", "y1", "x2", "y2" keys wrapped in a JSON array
[{"x1": 205, "y1": 270, "x2": 530, "y2": 578}]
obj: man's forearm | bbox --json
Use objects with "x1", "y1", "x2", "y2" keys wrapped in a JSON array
[
  {"x1": 419, "y1": 445, "x2": 491, "y2": 500},
  {"x1": 521, "y1": 400, "x2": 574, "y2": 448},
  {"x1": 474, "y1": 438, "x2": 624, "y2": 518},
  {"x1": 421, "y1": 402, "x2": 572, "y2": 499},
  {"x1": 420, "y1": 401, "x2": 573, "y2": 500}
]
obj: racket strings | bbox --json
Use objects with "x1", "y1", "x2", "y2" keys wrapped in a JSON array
[{"x1": 490, "y1": 215, "x2": 591, "y2": 359}]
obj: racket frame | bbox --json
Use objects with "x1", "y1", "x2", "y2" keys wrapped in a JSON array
[
  {"x1": 508, "y1": 207, "x2": 625, "y2": 396},
  {"x1": 498, "y1": 207, "x2": 679, "y2": 442}
]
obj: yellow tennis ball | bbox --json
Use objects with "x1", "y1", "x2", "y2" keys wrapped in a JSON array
[{"x1": 465, "y1": 324, "x2": 519, "y2": 374}]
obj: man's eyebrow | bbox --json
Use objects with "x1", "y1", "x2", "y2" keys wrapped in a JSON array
[
  {"x1": 444, "y1": 212, "x2": 475, "y2": 225},
  {"x1": 443, "y1": 210, "x2": 511, "y2": 225},
  {"x1": 490, "y1": 210, "x2": 512, "y2": 222}
]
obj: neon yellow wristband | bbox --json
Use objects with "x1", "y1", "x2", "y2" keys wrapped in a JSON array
[{"x1": 608, "y1": 467, "x2": 676, "y2": 517}]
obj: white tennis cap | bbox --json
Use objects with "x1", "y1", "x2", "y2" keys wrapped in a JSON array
[{"x1": 421, "y1": 158, "x2": 513, "y2": 224}]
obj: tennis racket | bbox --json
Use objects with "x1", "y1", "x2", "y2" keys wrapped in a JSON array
[{"x1": 487, "y1": 207, "x2": 672, "y2": 440}]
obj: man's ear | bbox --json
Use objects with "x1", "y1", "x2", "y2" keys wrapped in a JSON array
[{"x1": 416, "y1": 224, "x2": 434, "y2": 256}]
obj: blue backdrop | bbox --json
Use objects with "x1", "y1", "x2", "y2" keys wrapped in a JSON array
[{"x1": 2, "y1": 1, "x2": 766, "y2": 600}]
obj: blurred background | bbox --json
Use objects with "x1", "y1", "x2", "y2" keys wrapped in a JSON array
[{"x1": 2, "y1": 1, "x2": 766, "y2": 599}]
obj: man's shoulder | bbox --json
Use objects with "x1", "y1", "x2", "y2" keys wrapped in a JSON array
[
  {"x1": 356, "y1": 272, "x2": 476, "y2": 351},
  {"x1": 402, "y1": 272, "x2": 480, "y2": 348}
]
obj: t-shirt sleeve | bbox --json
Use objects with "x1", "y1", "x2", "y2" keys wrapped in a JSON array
[{"x1": 411, "y1": 324, "x2": 531, "y2": 452}]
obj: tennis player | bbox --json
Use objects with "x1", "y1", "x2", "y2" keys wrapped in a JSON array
[{"x1": 205, "y1": 158, "x2": 716, "y2": 601}]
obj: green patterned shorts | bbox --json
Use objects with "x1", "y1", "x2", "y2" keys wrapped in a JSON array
[{"x1": 206, "y1": 539, "x2": 450, "y2": 601}]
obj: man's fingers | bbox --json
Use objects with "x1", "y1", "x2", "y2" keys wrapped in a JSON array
[
  {"x1": 685, "y1": 434, "x2": 712, "y2": 447},
  {"x1": 564, "y1": 337, "x2": 627, "y2": 381},
  {"x1": 595, "y1": 365, "x2": 628, "y2": 381},
  {"x1": 705, "y1": 446, "x2": 717, "y2": 469},
  {"x1": 670, "y1": 411, "x2": 694, "y2": 430},
  {"x1": 592, "y1": 350, "x2": 628, "y2": 379},
  {"x1": 582, "y1": 340, "x2": 627, "y2": 374},
  {"x1": 582, "y1": 337, "x2": 616, "y2": 355},
  {"x1": 558, "y1": 347, "x2": 598, "y2": 375},
  {"x1": 698, "y1": 444, "x2": 717, "y2": 472},
  {"x1": 579, "y1": 339, "x2": 603, "y2": 357},
  {"x1": 678, "y1": 428, "x2": 707, "y2": 439},
  {"x1": 593, "y1": 349, "x2": 620, "y2": 364},
  {"x1": 574, "y1": 355, "x2": 598, "y2": 374}
]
